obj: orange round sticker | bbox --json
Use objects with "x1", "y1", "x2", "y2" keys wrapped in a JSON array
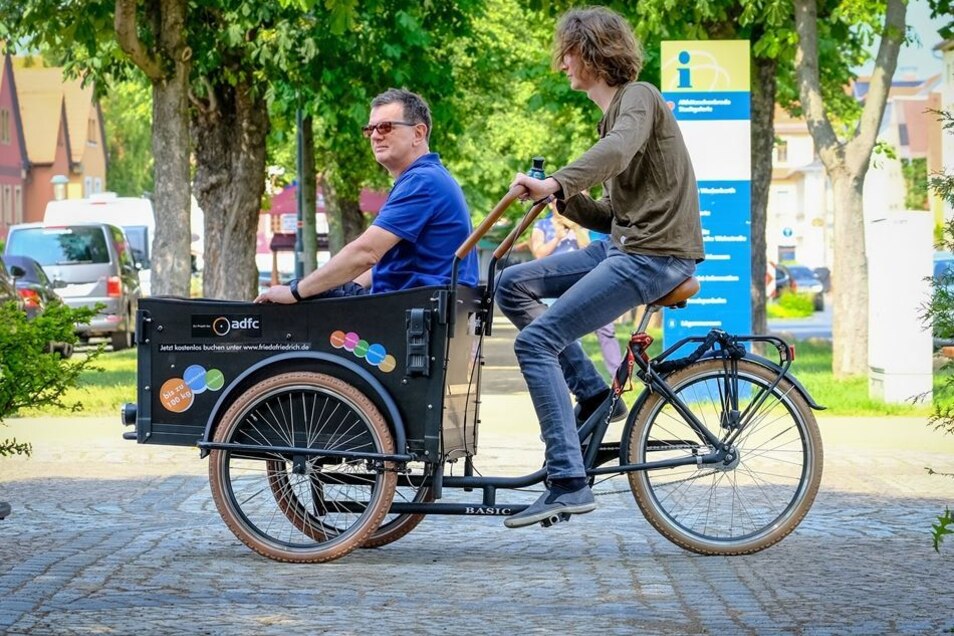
[{"x1": 159, "y1": 377, "x2": 194, "y2": 413}]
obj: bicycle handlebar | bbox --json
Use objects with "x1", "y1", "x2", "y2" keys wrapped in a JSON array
[{"x1": 454, "y1": 185, "x2": 524, "y2": 260}]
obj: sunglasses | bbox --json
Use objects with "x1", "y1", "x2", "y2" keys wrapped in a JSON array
[{"x1": 362, "y1": 121, "x2": 417, "y2": 138}]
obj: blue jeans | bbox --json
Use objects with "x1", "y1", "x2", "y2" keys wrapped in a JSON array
[{"x1": 495, "y1": 241, "x2": 695, "y2": 479}]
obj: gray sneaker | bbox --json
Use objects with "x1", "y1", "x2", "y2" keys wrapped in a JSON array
[{"x1": 504, "y1": 486, "x2": 597, "y2": 528}]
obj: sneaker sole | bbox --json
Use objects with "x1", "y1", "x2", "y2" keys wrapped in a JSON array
[{"x1": 503, "y1": 501, "x2": 597, "y2": 529}]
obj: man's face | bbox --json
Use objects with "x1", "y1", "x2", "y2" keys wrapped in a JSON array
[{"x1": 367, "y1": 102, "x2": 423, "y2": 173}]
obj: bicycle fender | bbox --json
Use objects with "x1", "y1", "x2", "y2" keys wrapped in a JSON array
[
  {"x1": 197, "y1": 352, "x2": 408, "y2": 458},
  {"x1": 700, "y1": 351, "x2": 827, "y2": 411}
]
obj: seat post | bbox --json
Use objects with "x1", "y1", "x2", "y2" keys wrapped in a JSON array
[{"x1": 635, "y1": 304, "x2": 660, "y2": 334}]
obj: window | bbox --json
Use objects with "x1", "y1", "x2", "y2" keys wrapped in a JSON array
[
  {"x1": 2, "y1": 185, "x2": 11, "y2": 224},
  {"x1": 84, "y1": 176, "x2": 93, "y2": 197},
  {"x1": 93, "y1": 177, "x2": 102, "y2": 194},
  {"x1": 774, "y1": 140, "x2": 789, "y2": 165},
  {"x1": 87, "y1": 117, "x2": 98, "y2": 146},
  {"x1": 0, "y1": 109, "x2": 9, "y2": 144},
  {"x1": 13, "y1": 186, "x2": 22, "y2": 224}
]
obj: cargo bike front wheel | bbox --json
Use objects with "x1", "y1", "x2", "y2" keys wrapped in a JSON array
[{"x1": 208, "y1": 372, "x2": 397, "y2": 563}]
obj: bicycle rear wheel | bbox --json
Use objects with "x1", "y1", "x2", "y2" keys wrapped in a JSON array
[
  {"x1": 625, "y1": 358, "x2": 822, "y2": 555},
  {"x1": 208, "y1": 372, "x2": 397, "y2": 563}
]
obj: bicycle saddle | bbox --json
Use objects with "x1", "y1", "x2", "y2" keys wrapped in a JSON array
[{"x1": 652, "y1": 277, "x2": 700, "y2": 309}]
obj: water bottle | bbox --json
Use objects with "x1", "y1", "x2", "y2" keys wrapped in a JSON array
[{"x1": 528, "y1": 156, "x2": 546, "y2": 180}]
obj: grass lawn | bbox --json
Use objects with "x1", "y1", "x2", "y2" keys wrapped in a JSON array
[
  {"x1": 15, "y1": 330, "x2": 954, "y2": 418},
  {"x1": 580, "y1": 325, "x2": 950, "y2": 417}
]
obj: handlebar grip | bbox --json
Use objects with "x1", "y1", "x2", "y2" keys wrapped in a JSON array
[
  {"x1": 455, "y1": 185, "x2": 526, "y2": 260},
  {"x1": 493, "y1": 199, "x2": 549, "y2": 259}
]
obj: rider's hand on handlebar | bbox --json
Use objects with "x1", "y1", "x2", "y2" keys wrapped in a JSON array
[
  {"x1": 510, "y1": 173, "x2": 560, "y2": 202},
  {"x1": 253, "y1": 284, "x2": 296, "y2": 304}
]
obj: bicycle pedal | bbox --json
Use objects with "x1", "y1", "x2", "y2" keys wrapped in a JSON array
[{"x1": 540, "y1": 512, "x2": 572, "y2": 528}]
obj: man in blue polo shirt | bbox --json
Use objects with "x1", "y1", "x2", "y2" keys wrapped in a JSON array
[{"x1": 254, "y1": 88, "x2": 478, "y2": 304}]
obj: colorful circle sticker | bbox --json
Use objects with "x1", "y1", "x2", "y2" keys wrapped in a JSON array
[
  {"x1": 365, "y1": 343, "x2": 386, "y2": 366},
  {"x1": 354, "y1": 339, "x2": 369, "y2": 358},
  {"x1": 343, "y1": 332, "x2": 359, "y2": 352},
  {"x1": 184, "y1": 364, "x2": 207, "y2": 394},
  {"x1": 206, "y1": 368, "x2": 225, "y2": 391},
  {"x1": 379, "y1": 354, "x2": 396, "y2": 373},
  {"x1": 159, "y1": 378, "x2": 194, "y2": 413},
  {"x1": 329, "y1": 330, "x2": 346, "y2": 349}
]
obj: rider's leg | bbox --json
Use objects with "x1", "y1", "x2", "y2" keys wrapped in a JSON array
[
  {"x1": 504, "y1": 249, "x2": 695, "y2": 528},
  {"x1": 496, "y1": 241, "x2": 609, "y2": 404}
]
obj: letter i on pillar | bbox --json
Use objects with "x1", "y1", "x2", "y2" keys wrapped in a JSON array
[{"x1": 677, "y1": 51, "x2": 692, "y2": 89}]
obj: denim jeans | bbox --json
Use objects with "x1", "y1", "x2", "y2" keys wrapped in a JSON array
[{"x1": 495, "y1": 241, "x2": 695, "y2": 479}]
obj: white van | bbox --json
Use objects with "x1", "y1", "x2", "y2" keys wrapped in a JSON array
[{"x1": 44, "y1": 193, "x2": 205, "y2": 296}]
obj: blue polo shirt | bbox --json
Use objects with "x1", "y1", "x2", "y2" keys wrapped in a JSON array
[{"x1": 371, "y1": 153, "x2": 478, "y2": 293}]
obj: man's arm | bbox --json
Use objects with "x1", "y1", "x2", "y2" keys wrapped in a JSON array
[{"x1": 254, "y1": 226, "x2": 401, "y2": 303}]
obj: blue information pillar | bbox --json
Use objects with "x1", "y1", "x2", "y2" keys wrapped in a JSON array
[{"x1": 660, "y1": 41, "x2": 752, "y2": 353}]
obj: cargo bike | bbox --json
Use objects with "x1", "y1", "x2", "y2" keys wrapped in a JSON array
[{"x1": 122, "y1": 187, "x2": 825, "y2": 563}]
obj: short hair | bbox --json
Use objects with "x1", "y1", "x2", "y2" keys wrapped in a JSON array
[
  {"x1": 370, "y1": 88, "x2": 432, "y2": 140},
  {"x1": 552, "y1": 7, "x2": 643, "y2": 87}
]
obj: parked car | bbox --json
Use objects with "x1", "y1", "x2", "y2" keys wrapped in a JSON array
[
  {"x1": 773, "y1": 262, "x2": 825, "y2": 311},
  {"x1": 813, "y1": 266, "x2": 831, "y2": 293},
  {"x1": 933, "y1": 251, "x2": 954, "y2": 285},
  {"x1": 2, "y1": 254, "x2": 74, "y2": 357},
  {"x1": 3, "y1": 222, "x2": 141, "y2": 350},
  {"x1": 0, "y1": 257, "x2": 20, "y2": 308},
  {"x1": 932, "y1": 252, "x2": 954, "y2": 341}
]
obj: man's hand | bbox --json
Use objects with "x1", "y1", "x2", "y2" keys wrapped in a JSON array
[
  {"x1": 510, "y1": 173, "x2": 560, "y2": 202},
  {"x1": 254, "y1": 284, "x2": 296, "y2": 304}
]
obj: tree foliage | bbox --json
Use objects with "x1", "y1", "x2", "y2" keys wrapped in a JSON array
[
  {"x1": 101, "y1": 77, "x2": 154, "y2": 197},
  {"x1": 923, "y1": 109, "x2": 954, "y2": 553}
]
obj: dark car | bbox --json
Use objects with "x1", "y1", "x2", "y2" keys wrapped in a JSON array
[
  {"x1": 773, "y1": 263, "x2": 825, "y2": 311},
  {"x1": 2, "y1": 254, "x2": 74, "y2": 357},
  {"x1": 3, "y1": 255, "x2": 62, "y2": 319},
  {"x1": 0, "y1": 257, "x2": 19, "y2": 308}
]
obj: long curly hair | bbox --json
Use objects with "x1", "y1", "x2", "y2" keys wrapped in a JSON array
[{"x1": 552, "y1": 6, "x2": 643, "y2": 87}]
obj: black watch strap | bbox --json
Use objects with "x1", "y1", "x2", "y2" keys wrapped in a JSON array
[{"x1": 289, "y1": 278, "x2": 303, "y2": 302}]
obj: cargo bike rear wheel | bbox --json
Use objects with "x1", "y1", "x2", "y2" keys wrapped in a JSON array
[{"x1": 208, "y1": 372, "x2": 397, "y2": 563}]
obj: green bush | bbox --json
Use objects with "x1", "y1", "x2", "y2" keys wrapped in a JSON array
[
  {"x1": 767, "y1": 291, "x2": 814, "y2": 318},
  {"x1": 0, "y1": 301, "x2": 102, "y2": 457}
]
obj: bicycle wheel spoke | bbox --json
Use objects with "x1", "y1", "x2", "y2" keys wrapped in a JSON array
[
  {"x1": 208, "y1": 372, "x2": 396, "y2": 563},
  {"x1": 628, "y1": 359, "x2": 822, "y2": 554}
]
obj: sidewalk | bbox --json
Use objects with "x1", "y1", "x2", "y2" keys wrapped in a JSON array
[{"x1": 0, "y1": 322, "x2": 951, "y2": 634}]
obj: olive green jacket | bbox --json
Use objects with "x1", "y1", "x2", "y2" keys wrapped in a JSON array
[{"x1": 552, "y1": 81, "x2": 704, "y2": 262}]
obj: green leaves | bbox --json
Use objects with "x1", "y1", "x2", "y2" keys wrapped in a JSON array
[
  {"x1": 932, "y1": 507, "x2": 953, "y2": 553},
  {"x1": 0, "y1": 301, "x2": 102, "y2": 426}
]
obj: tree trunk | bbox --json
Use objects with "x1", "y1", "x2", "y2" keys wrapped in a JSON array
[
  {"x1": 192, "y1": 78, "x2": 269, "y2": 300},
  {"x1": 319, "y1": 174, "x2": 344, "y2": 253},
  {"x1": 115, "y1": 0, "x2": 192, "y2": 296},
  {"x1": 322, "y1": 175, "x2": 366, "y2": 254},
  {"x1": 340, "y1": 197, "x2": 365, "y2": 244},
  {"x1": 300, "y1": 115, "x2": 317, "y2": 275},
  {"x1": 750, "y1": 56, "x2": 777, "y2": 336},
  {"x1": 830, "y1": 172, "x2": 868, "y2": 377},
  {"x1": 150, "y1": 76, "x2": 192, "y2": 297}
]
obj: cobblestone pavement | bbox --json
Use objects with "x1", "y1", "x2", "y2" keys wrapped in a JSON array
[
  {"x1": 1, "y1": 323, "x2": 953, "y2": 634},
  {"x1": 2, "y1": 412, "x2": 952, "y2": 635}
]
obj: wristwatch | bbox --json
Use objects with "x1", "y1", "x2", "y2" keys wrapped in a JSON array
[{"x1": 289, "y1": 278, "x2": 303, "y2": 302}]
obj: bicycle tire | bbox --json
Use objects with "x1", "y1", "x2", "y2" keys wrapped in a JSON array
[
  {"x1": 361, "y1": 464, "x2": 433, "y2": 549},
  {"x1": 625, "y1": 358, "x2": 822, "y2": 555},
  {"x1": 208, "y1": 371, "x2": 397, "y2": 563}
]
